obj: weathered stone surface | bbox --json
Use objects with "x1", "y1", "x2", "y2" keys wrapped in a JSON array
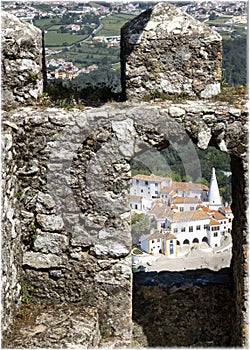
[
  {"x1": 33, "y1": 230, "x2": 69, "y2": 254},
  {"x1": 1, "y1": 12, "x2": 43, "y2": 106},
  {"x1": 121, "y1": 2, "x2": 222, "y2": 100},
  {"x1": 36, "y1": 214, "x2": 64, "y2": 232},
  {"x1": 4, "y1": 303, "x2": 101, "y2": 348},
  {"x1": 133, "y1": 283, "x2": 234, "y2": 347},
  {"x1": 2, "y1": 100, "x2": 248, "y2": 348},
  {"x1": 23, "y1": 252, "x2": 63, "y2": 269}
]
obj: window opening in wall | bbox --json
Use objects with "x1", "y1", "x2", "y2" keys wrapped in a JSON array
[{"x1": 130, "y1": 145, "x2": 233, "y2": 274}]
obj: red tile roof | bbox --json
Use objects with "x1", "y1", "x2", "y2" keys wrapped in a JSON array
[
  {"x1": 172, "y1": 196, "x2": 202, "y2": 204},
  {"x1": 209, "y1": 218, "x2": 221, "y2": 226},
  {"x1": 130, "y1": 195, "x2": 142, "y2": 200},
  {"x1": 149, "y1": 203, "x2": 172, "y2": 219},
  {"x1": 133, "y1": 174, "x2": 171, "y2": 182},
  {"x1": 168, "y1": 210, "x2": 210, "y2": 223},
  {"x1": 173, "y1": 181, "x2": 209, "y2": 191}
]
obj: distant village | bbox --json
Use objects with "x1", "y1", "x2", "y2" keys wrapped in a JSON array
[
  {"x1": 130, "y1": 168, "x2": 233, "y2": 258},
  {"x1": 2, "y1": 1, "x2": 247, "y2": 80},
  {"x1": 2, "y1": 1, "x2": 247, "y2": 21}
]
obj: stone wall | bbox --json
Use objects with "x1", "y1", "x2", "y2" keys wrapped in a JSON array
[
  {"x1": 1, "y1": 12, "x2": 43, "y2": 107},
  {"x1": 1, "y1": 121, "x2": 23, "y2": 334},
  {"x1": 2, "y1": 100, "x2": 248, "y2": 346},
  {"x1": 121, "y1": 2, "x2": 222, "y2": 100},
  {"x1": 1, "y1": 7, "x2": 248, "y2": 348}
]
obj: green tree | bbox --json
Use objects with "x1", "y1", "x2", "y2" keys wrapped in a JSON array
[
  {"x1": 209, "y1": 12, "x2": 217, "y2": 20},
  {"x1": 131, "y1": 213, "x2": 156, "y2": 245}
]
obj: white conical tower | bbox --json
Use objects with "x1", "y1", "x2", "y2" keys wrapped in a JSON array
[{"x1": 208, "y1": 167, "x2": 222, "y2": 210}]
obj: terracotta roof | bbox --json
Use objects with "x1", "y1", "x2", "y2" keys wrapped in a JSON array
[
  {"x1": 133, "y1": 174, "x2": 171, "y2": 182},
  {"x1": 169, "y1": 210, "x2": 210, "y2": 223},
  {"x1": 173, "y1": 181, "x2": 209, "y2": 191},
  {"x1": 149, "y1": 203, "x2": 172, "y2": 219},
  {"x1": 152, "y1": 199, "x2": 162, "y2": 204},
  {"x1": 201, "y1": 208, "x2": 226, "y2": 220},
  {"x1": 160, "y1": 186, "x2": 171, "y2": 193},
  {"x1": 212, "y1": 211, "x2": 226, "y2": 220},
  {"x1": 130, "y1": 195, "x2": 142, "y2": 200},
  {"x1": 171, "y1": 204, "x2": 178, "y2": 209},
  {"x1": 166, "y1": 233, "x2": 177, "y2": 240},
  {"x1": 172, "y1": 196, "x2": 202, "y2": 204},
  {"x1": 223, "y1": 207, "x2": 232, "y2": 212},
  {"x1": 147, "y1": 231, "x2": 166, "y2": 240},
  {"x1": 209, "y1": 218, "x2": 221, "y2": 226}
]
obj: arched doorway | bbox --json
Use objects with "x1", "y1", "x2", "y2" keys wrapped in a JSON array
[
  {"x1": 193, "y1": 238, "x2": 199, "y2": 243},
  {"x1": 183, "y1": 239, "x2": 190, "y2": 245},
  {"x1": 202, "y1": 237, "x2": 208, "y2": 243}
]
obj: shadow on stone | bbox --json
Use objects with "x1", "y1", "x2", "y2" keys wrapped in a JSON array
[{"x1": 132, "y1": 268, "x2": 235, "y2": 347}]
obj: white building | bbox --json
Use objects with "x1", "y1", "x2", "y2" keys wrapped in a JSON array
[
  {"x1": 130, "y1": 174, "x2": 172, "y2": 199},
  {"x1": 165, "y1": 210, "x2": 213, "y2": 246},
  {"x1": 148, "y1": 202, "x2": 172, "y2": 230},
  {"x1": 130, "y1": 195, "x2": 152, "y2": 213},
  {"x1": 140, "y1": 231, "x2": 165, "y2": 255},
  {"x1": 170, "y1": 196, "x2": 202, "y2": 212},
  {"x1": 140, "y1": 231, "x2": 177, "y2": 257},
  {"x1": 132, "y1": 168, "x2": 232, "y2": 253}
]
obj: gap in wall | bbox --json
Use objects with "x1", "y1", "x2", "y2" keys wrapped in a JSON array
[{"x1": 130, "y1": 144, "x2": 233, "y2": 274}]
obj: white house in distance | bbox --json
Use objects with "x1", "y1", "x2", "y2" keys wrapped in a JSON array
[
  {"x1": 130, "y1": 173, "x2": 209, "y2": 212},
  {"x1": 131, "y1": 168, "x2": 233, "y2": 256},
  {"x1": 130, "y1": 174, "x2": 171, "y2": 199},
  {"x1": 140, "y1": 230, "x2": 178, "y2": 257},
  {"x1": 164, "y1": 209, "x2": 222, "y2": 248},
  {"x1": 130, "y1": 195, "x2": 152, "y2": 213}
]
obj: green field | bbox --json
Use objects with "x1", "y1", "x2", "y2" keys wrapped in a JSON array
[
  {"x1": 45, "y1": 31, "x2": 88, "y2": 47},
  {"x1": 51, "y1": 42, "x2": 120, "y2": 68},
  {"x1": 97, "y1": 13, "x2": 136, "y2": 36},
  {"x1": 48, "y1": 25, "x2": 62, "y2": 31},
  {"x1": 34, "y1": 18, "x2": 61, "y2": 30},
  {"x1": 206, "y1": 15, "x2": 232, "y2": 26}
]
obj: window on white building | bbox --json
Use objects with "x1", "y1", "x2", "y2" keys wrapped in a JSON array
[
  {"x1": 155, "y1": 183, "x2": 158, "y2": 187},
  {"x1": 196, "y1": 225, "x2": 201, "y2": 230},
  {"x1": 190, "y1": 206, "x2": 195, "y2": 211},
  {"x1": 141, "y1": 189, "x2": 143, "y2": 193},
  {"x1": 157, "y1": 238, "x2": 160, "y2": 242},
  {"x1": 180, "y1": 207, "x2": 184, "y2": 212},
  {"x1": 135, "y1": 204, "x2": 138, "y2": 209},
  {"x1": 151, "y1": 240, "x2": 155, "y2": 243},
  {"x1": 189, "y1": 226, "x2": 193, "y2": 232},
  {"x1": 136, "y1": 179, "x2": 139, "y2": 184},
  {"x1": 204, "y1": 224, "x2": 208, "y2": 229},
  {"x1": 145, "y1": 181, "x2": 148, "y2": 185},
  {"x1": 155, "y1": 191, "x2": 159, "y2": 194},
  {"x1": 174, "y1": 228, "x2": 178, "y2": 233},
  {"x1": 214, "y1": 232, "x2": 218, "y2": 237},
  {"x1": 181, "y1": 227, "x2": 186, "y2": 232}
]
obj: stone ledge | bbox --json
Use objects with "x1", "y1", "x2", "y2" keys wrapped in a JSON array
[{"x1": 3, "y1": 303, "x2": 101, "y2": 348}]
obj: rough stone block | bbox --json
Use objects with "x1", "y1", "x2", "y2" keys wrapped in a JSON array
[
  {"x1": 121, "y1": 2, "x2": 222, "y2": 100},
  {"x1": 1, "y1": 12, "x2": 43, "y2": 106}
]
